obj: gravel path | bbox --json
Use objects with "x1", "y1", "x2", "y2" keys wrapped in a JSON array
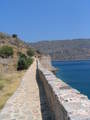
[{"x1": 0, "y1": 60, "x2": 52, "y2": 120}]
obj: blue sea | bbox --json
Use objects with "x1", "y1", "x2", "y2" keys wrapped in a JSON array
[{"x1": 52, "y1": 60, "x2": 90, "y2": 99}]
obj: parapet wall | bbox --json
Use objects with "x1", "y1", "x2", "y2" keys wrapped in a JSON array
[{"x1": 38, "y1": 61, "x2": 90, "y2": 120}]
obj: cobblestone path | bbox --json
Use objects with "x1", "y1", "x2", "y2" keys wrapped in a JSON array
[{"x1": 0, "y1": 60, "x2": 52, "y2": 120}]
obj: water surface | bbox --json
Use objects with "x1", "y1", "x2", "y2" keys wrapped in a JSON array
[{"x1": 52, "y1": 60, "x2": 90, "y2": 99}]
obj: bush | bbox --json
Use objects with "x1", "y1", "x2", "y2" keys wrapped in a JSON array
[
  {"x1": 17, "y1": 53, "x2": 33, "y2": 70},
  {"x1": 27, "y1": 48, "x2": 35, "y2": 57},
  {"x1": 17, "y1": 56, "x2": 28, "y2": 70},
  {"x1": 26, "y1": 57, "x2": 33, "y2": 66},
  {"x1": 18, "y1": 52, "x2": 27, "y2": 59},
  {"x1": 12, "y1": 34, "x2": 17, "y2": 38},
  {"x1": 0, "y1": 46, "x2": 13, "y2": 58}
]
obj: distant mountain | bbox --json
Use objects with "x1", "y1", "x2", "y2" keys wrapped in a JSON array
[{"x1": 31, "y1": 39, "x2": 90, "y2": 60}]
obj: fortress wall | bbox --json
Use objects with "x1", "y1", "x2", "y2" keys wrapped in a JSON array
[
  {"x1": 38, "y1": 61, "x2": 90, "y2": 120},
  {"x1": 39, "y1": 55, "x2": 57, "y2": 72}
]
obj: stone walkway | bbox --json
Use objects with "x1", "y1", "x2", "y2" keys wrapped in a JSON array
[{"x1": 0, "y1": 60, "x2": 52, "y2": 120}]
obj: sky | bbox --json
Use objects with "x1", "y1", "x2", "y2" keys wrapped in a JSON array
[{"x1": 0, "y1": 0, "x2": 90, "y2": 42}]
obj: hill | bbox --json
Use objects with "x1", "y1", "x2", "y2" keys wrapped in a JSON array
[
  {"x1": 0, "y1": 32, "x2": 32, "y2": 109},
  {"x1": 31, "y1": 39, "x2": 90, "y2": 60},
  {"x1": 0, "y1": 32, "x2": 33, "y2": 72}
]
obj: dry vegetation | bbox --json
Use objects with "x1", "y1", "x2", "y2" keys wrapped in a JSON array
[
  {"x1": 0, "y1": 32, "x2": 32, "y2": 72},
  {"x1": 0, "y1": 71, "x2": 25, "y2": 110},
  {"x1": 0, "y1": 32, "x2": 37, "y2": 110}
]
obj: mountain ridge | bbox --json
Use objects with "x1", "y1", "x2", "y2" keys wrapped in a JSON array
[{"x1": 31, "y1": 39, "x2": 90, "y2": 60}]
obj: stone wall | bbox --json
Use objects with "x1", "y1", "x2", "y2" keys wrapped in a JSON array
[
  {"x1": 38, "y1": 61, "x2": 90, "y2": 120},
  {"x1": 0, "y1": 57, "x2": 16, "y2": 72},
  {"x1": 39, "y1": 55, "x2": 57, "y2": 72}
]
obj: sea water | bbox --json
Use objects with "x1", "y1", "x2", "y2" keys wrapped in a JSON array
[{"x1": 52, "y1": 60, "x2": 90, "y2": 99}]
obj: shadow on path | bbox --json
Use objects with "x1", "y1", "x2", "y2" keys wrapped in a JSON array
[{"x1": 36, "y1": 65, "x2": 54, "y2": 120}]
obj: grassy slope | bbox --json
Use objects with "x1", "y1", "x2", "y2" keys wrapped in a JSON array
[
  {"x1": 0, "y1": 33, "x2": 36, "y2": 110},
  {"x1": 0, "y1": 71, "x2": 25, "y2": 110},
  {"x1": 0, "y1": 33, "x2": 30, "y2": 72},
  {"x1": 0, "y1": 33, "x2": 31, "y2": 110}
]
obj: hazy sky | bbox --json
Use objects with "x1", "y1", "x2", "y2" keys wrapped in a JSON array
[{"x1": 0, "y1": 0, "x2": 90, "y2": 42}]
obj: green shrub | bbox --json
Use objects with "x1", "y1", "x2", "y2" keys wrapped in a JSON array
[
  {"x1": 27, "y1": 48, "x2": 35, "y2": 57},
  {"x1": 17, "y1": 53, "x2": 33, "y2": 70},
  {"x1": 18, "y1": 52, "x2": 27, "y2": 59},
  {"x1": 12, "y1": 34, "x2": 17, "y2": 38},
  {"x1": 26, "y1": 57, "x2": 33, "y2": 66},
  {"x1": 17, "y1": 56, "x2": 27, "y2": 70},
  {"x1": 0, "y1": 46, "x2": 13, "y2": 58}
]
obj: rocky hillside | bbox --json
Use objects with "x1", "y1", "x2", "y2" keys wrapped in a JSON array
[
  {"x1": 31, "y1": 39, "x2": 90, "y2": 60},
  {"x1": 0, "y1": 32, "x2": 33, "y2": 72}
]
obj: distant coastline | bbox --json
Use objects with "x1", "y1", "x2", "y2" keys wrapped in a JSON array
[
  {"x1": 31, "y1": 39, "x2": 90, "y2": 61},
  {"x1": 52, "y1": 59, "x2": 90, "y2": 62}
]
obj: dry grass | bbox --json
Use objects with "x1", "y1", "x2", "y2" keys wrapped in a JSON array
[{"x1": 0, "y1": 71, "x2": 25, "y2": 110}]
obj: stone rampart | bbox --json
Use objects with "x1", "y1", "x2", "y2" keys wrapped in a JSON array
[{"x1": 38, "y1": 61, "x2": 90, "y2": 120}]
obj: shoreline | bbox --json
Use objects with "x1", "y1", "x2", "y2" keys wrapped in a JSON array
[
  {"x1": 38, "y1": 61, "x2": 90, "y2": 119},
  {"x1": 52, "y1": 59, "x2": 90, "y2": 62},
  {"x1": 52, "y1": 60, "x2": 90, "y2": 99}
]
